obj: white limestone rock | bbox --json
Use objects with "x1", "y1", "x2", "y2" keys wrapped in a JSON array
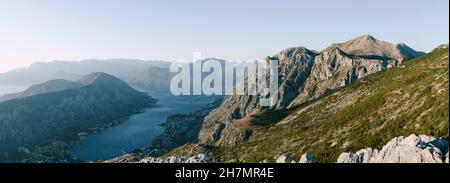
[
  {"x1": 337, "y1": 152, "x2": 357, "y2": 163},
  {"x1": 337, "y1": 134, "x2": 448, "y2": 163},
  {"x1": 298, "y1": 153, "x2": 315, "y2": 163},
  {"x1": 276, "y1": 154, "x2": 293, "y2": 163},
  {"x1": 186, "y1": 153, "x2": 208, "y2": 163},
  {"x1": 337, "y1": 148, "x2": 378, "y2": 163}
]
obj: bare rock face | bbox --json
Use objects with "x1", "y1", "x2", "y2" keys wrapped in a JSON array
[
  {"x1": 289, "y1": 46, "x2": 398, "y2": 106},
  {"x1": 298, "y1": 153, "x2": 315, "y2": 163},
  {"x1": 337, "y1": 152, "x2": 358, "y2": 163},
  {"x1": 337, "y1": 134, "x2": 449, "y2": 163},
  {"x1": 276, "y1": 154, "x2": 294, "y2": 163},
  {"x1": 337, "y1": 148, "x2": 376, "y2": 163},
  {"x1": 274, "y1": 153, "x2": 315, "y2": 163},
  {"x1": 137, "y1": 154, "x2": 208, "y2": 163},
  {"x1": 198, "y1": 35, "x2": 422, "y2": 147},
  {"x1": 435, "y1": 44, "x2": 449, "y2": 50}
]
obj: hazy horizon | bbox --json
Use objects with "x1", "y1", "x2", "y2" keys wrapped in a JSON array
[{"x1": 1, "y1": 0, "x2": 449, "y2": 73}]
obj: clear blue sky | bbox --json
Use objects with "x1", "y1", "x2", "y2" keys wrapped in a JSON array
[{"x1": 0, "y1": 0, "x2": 448, "y2": 72}]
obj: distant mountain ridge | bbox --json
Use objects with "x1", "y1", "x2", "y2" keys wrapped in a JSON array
[{"x1": 0, "y1": 59, "x2": 173, "y2": 90}]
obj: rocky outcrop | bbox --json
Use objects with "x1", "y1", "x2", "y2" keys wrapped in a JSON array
[
  {"x1": 269, "y1": 135, "x2": 448, "y2": 164},
  {"x1": 337, "y1": 148, "x2": 374, "y2": 163},
  {"x1": 105, "y1": 153, "x2": 208, "y2": 163},
  {"x1": 337, "y1": 134, "x2": 449, "y2": 163},
  {"x1": 276, "y1": 154, "x2": 295, "y2": 163},
  {"x1": 298, "y1": 153, "x2": 315, "y2": 163},
  {"x1": 433, "y1": 44, "x2": 449, "y2": 52},
  {"x1": 275, "y1": 153, "x2": 315, "y2": 163},
  {"x1": 198, "y1": 35, "x2": 423, "y2": 146}
]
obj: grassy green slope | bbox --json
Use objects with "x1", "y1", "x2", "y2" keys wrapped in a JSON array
[{"x1": 168, "y1": 47, "x2": 449, "y2": 163}]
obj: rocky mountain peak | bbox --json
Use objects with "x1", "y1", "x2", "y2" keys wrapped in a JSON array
[
  {"x1": 337, "y1": 134, "x2": 449, "y2": 163},
  {"x1": 275, "y1": 47, "x2": 317, "y2": 64},
  {"x1": 332, "y1": 35, "x2": 382, "y2": 50},
  {"x1": 356, "y1": 34, "x2": 377, "y2": 41},
  {"x1": 332, "y1": 35, "x2": 424, "y2": 60}
]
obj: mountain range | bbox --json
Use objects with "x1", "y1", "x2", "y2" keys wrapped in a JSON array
[
  {"x1": 160, "y1": 42, "x2": 448, "y2": 163},
  {"x1": 197, "y1": 35, "x2": 426, "y2": 146},
  {"x1": 105, "y1": 35, "x2": 448, "y2": 163},
  {"x1": 0, "y1": 35, "x2": 447, "y2": 163},
  {"x1": 0, "y1": 59, "x2": 172, "y2": 91}
]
